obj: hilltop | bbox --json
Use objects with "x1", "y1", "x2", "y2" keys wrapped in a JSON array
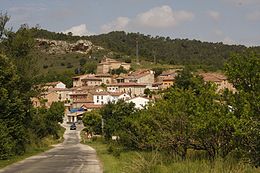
[
  {"x1": 31, "y1": 28, "x2": 260, "y2": 71},
  {"x1": 18, "y1": 27, "x2": 258, "y2": 87}
]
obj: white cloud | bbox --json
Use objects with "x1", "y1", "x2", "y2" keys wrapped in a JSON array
[
  {"x1": 101, "y1": 17, "x2": 130, "y2": 33},
  {"x1": 212, "y1": 29, "x2": 237, "y2": 45},
  {"x1": 223, "y1": 37, "x2": 236, "y2": 45},
  {"x1": 208, "y1": 10, "x2": 220, "y2": 21},
  {"x1": 101, "y1": 5, "x2": 194, "y2": 33},
  {"x1": 246, "y1": 11, "x2": 260, "y2": 21},
  {"x1": 63, "y1": 24, "x2": 95, "y2": 36},
  {"x1": 134, "y1": 5, "x2": 194, "y2": 28}
]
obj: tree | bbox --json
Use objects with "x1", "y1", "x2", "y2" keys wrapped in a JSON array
[
  {"x1": 79, "y1": 58, "x2": 87, "y2": 66},
  {"x1": 67, "y1": 32, "x2": 73, "y2": 36},
  {"x1": 225, "y1": 51, "x2": 260, "y2": 166},
  {"x1": 110, "y1": 66, "x2": 128, "y2": 75},
  {"x1": 0, "y1": 54, "x2": 27, "y2": 157},
  {"x1": 100, "y1": 100, "x2": 136, "y2": 140},
  {"x1": 47, "y1": 101, "x2": 65, "y2": 123},
  {"x1": 0, "y1": 12, "x2": 10, "y2": 39},
  {"x1": 174, "y1": 67, "x2": 194, "y2": 90},
  {"x1": 44, "y1": 102, "x2": 65, "y2": 138},
  {"x1": 83, "y1": 110, "x2": 102, "y2": 135},
  {"x1": 144, "y1": 88, "x2": 152, "y2": 98},
  {"x1": 83, "y1": 61, "x2": 97, "y2": 74},
  {"x1": 152, "y1": 67, "x2": 164, "y2": 78},
  {"x1": 225, "y1": 51, "x2": 260, "y2": 93}
]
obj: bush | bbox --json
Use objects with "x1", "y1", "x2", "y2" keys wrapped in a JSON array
[{"x1": 66, "y1": 63, "x2": 73, "y2": 68}]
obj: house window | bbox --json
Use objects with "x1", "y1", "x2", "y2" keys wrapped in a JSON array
[
  {"x1": 97, "y1": 96, "x2": 99, "y2": 99},
  {"x1": 101, "y1": 96, "x2": 103, "y2": 99},
  {"x1": 101, "y1": 101, "x2": 104, "y2": 104}
]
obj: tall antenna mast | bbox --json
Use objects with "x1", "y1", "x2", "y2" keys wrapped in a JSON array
[
  {"x1": 153, "y1": 51, "x2": 156, "y2": 64},
  {"x1": 136, "y1": 39, "x2": 139, "y2": 64}
]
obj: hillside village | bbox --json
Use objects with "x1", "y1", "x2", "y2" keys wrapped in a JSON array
[{"x1": 32, "y1": 56, "x2": 236, "y2": 123}]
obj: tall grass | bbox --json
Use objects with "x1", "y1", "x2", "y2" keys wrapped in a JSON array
[
  {"x1": 122, "y1": 151, "x2": 259, "y2": 173},
  {"x1": 82, "y1": 137, "x2": 260, "y2": 173}
]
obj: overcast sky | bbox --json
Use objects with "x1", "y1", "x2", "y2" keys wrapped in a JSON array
[{"x1": 1, "y1": 0, "x2": 260, "y2": 46}]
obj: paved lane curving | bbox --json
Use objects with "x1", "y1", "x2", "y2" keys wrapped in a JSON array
[{"x1": 0, "y1": 124, "x2": 102, "y2": 173}]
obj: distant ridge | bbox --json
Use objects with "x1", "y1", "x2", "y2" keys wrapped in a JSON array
[{"x1": 30, "y1": 28, "x2": 260, "y2": 71}]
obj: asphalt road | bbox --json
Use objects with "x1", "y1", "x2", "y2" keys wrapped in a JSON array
[{"x1": 0, "y1": 124, "x2": 102, "y2": 173}]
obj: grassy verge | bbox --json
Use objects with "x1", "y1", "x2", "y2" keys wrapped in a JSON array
[
  {"x1": 81, "y1": 135, "x2": 136, "y2": 173},
  {"x1": 81, "y1": 134, "x2": 259, "y2": 173},
  {"x1": 0, "y1": 126, "x2": 65, "y2": 169}
]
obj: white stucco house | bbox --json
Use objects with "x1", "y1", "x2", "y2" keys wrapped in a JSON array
[
  {"x1": 93, "y1": 91, "x2": 131, "y2": 105},
  {"x1": 93, "y1": 91, "x2": 111, "y2": 105},
  {"x1": 126, "y1": 97, "x2": 150, "y2": 109}
]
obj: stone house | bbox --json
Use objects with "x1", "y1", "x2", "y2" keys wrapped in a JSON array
[
  {"x1": 156, "y1": 69, "x2": 179, "y2": 89},
  {"x1": 161, "y1": 77, "x2": 175, "y2": 89},
  {"x1": 72, "y1": 74, "x2": 93, "y2": 87},
  {"x1": 43, "y1": 91, "x2": 60, "y2": 108},
  {"x1": 199, "y1": 72, "x2": 236, "y2": 93},
  {"x1": 69, "y1": 92, "x2": 93, "y2": 108},
  {"x1": 73, "y1": 74, "x2": 113, "y2": 88},
  {"x1": 81, "y1": 76, "x2": 102, "y2": 86},
  {"x1": 95, "y1": 73, "x2": 112, "y2": 84},
  {"x1": 48, "y1": 88, "x2": 72, "y2": 103},
  {"x1": 125, "y1": 70, "x2": 155, "y2": 86},
  {"x1": 97, "y1": 57, "x2": 131, "y2": 74},
  {"x1": 107, "y1": 83, "x2": 147, "y2": 97},
  {"x1": 81, "y1": 103, "x2": 103, "y2": 112}
]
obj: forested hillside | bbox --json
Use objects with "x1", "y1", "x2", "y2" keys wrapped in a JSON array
[{"x1": 31, "y1": 29, "x2": 260, "y2": 71}]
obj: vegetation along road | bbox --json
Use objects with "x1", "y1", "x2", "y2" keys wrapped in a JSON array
[{"x1": 0, "y1": 124, "x2": 102, "y2": 173}]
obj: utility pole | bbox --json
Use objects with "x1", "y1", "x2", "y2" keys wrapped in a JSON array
[
  {"x1": 153, "y1": 51, "x2": 156, "y2": 64},
  {"x1": 101, "y1": 117, "x2": 104, "y2": 136},
  {"x1": 136, "y1": 39, "x2": 139, "y2": 64}
]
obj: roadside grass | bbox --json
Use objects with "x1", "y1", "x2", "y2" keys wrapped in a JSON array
[
  {"x1": 0, "y1": 126, "x2": 65, "y2": 169},
  {"x1": 81, "y1": 134, "x2": 260, "y2": 173},
  {"x1": 81, "y1": 135, "x2": 136, "y2": 173}
]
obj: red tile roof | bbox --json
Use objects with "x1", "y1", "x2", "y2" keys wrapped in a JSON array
[
  {"x1": 72, "y1": 74, "x2": 95, "y2": 79},
  {"x1": 162, "y1": 76, "x2": 175, "y2": 81},
  {"x1": 48, "y1": 88, "x2": 71, "y2": 92},
  {"x1": 73, "y1": 99, "x2": 93, "y2": 103},
  {"x1": 81, "y1": 103, "x2": 103, "y2": 109},
  {"x1": 109, "y1": 92, "x2": 123, "y2": 96},
  {"x1": 199, "y1": 73, "x2": 227, "y2": 82},
  {"x1": 108, "y1": 82, "x2": 147, "y2": 87},
  {"x1": 95, "y1": 74, "x2": 112, "y2": 77},
  {"x1": 44, "y1": 81, "x2": 62, "y2": 86},
  {"x1": 92, "y1": 91, "x2": 110, "y2": 95},
  {"x1": 81, "y1": 77, "x2": 102, "y2": 81},
  {"x1": 70, "y1": 92, "x2": 88, "y2": 96}
]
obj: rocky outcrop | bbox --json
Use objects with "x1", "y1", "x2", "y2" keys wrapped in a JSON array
[{"x1": 36, "y1": 38, "x2": 94, "y2": 54}]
